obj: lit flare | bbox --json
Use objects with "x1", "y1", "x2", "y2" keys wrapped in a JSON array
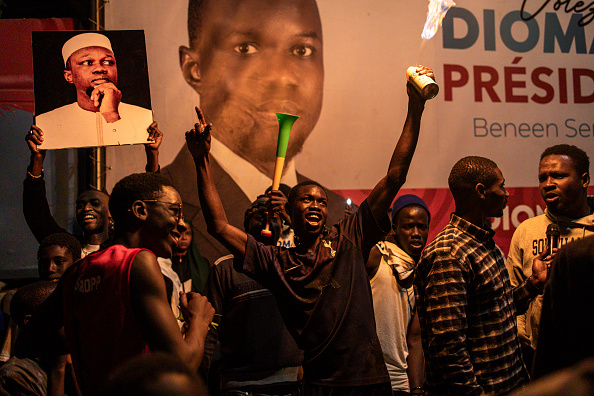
[{"x1": 421, "y1": 0, "x2": 456, "y2": 39}]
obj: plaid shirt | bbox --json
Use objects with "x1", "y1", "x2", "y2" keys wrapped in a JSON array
[{"x1": 415, "y1": 214, "x2": 536, "y2": 396}]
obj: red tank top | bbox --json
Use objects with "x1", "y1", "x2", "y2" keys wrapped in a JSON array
[{"x1": 62, "y1": 245, "x2": 151, "y2": 392}]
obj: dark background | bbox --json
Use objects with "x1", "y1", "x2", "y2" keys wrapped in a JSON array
[{"x1": 0, "y1": 0, "x2": 91, "y2": 22}]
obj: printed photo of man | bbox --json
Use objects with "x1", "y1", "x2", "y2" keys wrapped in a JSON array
[{"x1": 34, "y1": 31, "x2": 153, "y2": 149}]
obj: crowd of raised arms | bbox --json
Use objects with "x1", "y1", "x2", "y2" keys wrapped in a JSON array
[{"x1": 2, "y1": 19, "x2": 594, "y2": 396}]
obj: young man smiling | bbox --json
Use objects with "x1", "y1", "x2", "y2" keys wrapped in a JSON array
[
  {"x1": 23, "y1": 173, "x2": 214, "y2": 394},
  {"x1": 186, "y1": 66, "x2": 431, "y2": 394}
]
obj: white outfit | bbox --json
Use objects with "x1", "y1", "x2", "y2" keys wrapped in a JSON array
[
  {"x1": 370, "y1": 240, "x2": 416, "y2": 392},
  {"x1": 81, "y1": 244, "x2": 100, "y2": 258},
  {"x1": 35, "y1": 102, "x2": 152, "y2": 149},
  {"x1": 157, "y1": 257, "x2": 184, "y2": 328}
]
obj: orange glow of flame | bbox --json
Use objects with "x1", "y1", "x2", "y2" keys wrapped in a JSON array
[{"x1": 421, "y1": 0, "x2": 456, "y2": 39}]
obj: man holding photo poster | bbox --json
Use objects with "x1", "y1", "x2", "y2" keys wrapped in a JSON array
[{"x1": 34, "y1": 32, "x2": 153, "y2": 149}]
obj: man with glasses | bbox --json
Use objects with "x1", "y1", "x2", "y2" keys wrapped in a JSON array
[
  {"x1": 23, "y1": 172, "x2": 214, "y2": 394},
  {"x1": 143, "y1": 198, "x2": 190, "y2": 325}
]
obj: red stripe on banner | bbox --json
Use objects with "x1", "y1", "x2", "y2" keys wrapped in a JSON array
[
  {"x1": 333, "y1": 186, "x2": 594, "y2": 256},
  {"x1": 0, "y1": 18, "x2": 75, "y2": 114}
]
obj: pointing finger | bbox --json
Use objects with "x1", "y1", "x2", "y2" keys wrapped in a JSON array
[{"x1": 195, "y1": 106, "x2": 206, "y2": 125}]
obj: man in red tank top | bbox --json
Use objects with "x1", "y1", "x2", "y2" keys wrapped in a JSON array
[{"x1": 25, "y1": 172, "x2": 214, "y2": 394}]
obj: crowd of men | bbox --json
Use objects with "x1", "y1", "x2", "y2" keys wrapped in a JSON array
[
  {"x1": 5, "y1": 64, "x2": 594, "y2": 396},
  {"x1": 2, "y1": 5, "x2": 594, "y2": 394}
]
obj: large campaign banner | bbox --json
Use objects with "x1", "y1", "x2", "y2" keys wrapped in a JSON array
[{"x1": 104, "y1": 0, "x2": 594, "y2": 259}]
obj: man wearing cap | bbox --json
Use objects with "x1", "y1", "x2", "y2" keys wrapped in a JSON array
[
  {"x1": 35, "y1": 32, "x2": 153, "y2": 149},
  {"x1": 202, "y1": 193, "x2": 303, "y2": 395},
  {"x1": 367, "y1": 194, "x2": 429, "y2": 396}
]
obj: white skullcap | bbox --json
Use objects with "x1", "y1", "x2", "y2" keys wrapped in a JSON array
[{"x1": 62, "y1": 33, "x2": 113, "y2": 67}]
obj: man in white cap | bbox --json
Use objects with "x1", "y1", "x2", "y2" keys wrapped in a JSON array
[{"x1": 35, "y1": 32, "x2": 153, "y2": 149}]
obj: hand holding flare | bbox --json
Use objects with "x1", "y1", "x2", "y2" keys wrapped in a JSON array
[{"x1": 261, "y1": 113, "x2": 299, "y2": 237}]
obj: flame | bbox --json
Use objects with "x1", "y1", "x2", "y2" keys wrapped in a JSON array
[{"x1": 421, "y1": 0, "x2": 456, "y2": 39}]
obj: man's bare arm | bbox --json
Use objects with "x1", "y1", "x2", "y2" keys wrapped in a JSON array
[
  {"x1": 185, "y1": 106, "x2": 248, "y2": 259},
  {"x1": 366, "y1": 244, "x2": 383, "y2": 278},
  {"x1": 407, "y1": 311, "x2": 425, "y2": 392},
  {"x1": 129, "y1": 250, "x2": 214, "y2": 371},
  {"x1": 366, "y1": 67, "x2": 432, "y2": 221},
  {"x1": 23, "y1": 126, "x2": 69, "y2": 243},
  {"x1": 25, "y1": 125, "x2": 45, "y2": 177}
]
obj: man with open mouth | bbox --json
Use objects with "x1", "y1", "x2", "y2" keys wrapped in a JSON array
[
  {"x1": 186, "y1": 66, "x2": 432, "y2": 395},
  {"x1": 506, "y1": 144, "x2": 594, "y2": 369}
]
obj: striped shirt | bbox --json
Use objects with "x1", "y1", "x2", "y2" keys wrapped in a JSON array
[{"x1": 415, "y1": 214, "x2": 537, "y2": 396}]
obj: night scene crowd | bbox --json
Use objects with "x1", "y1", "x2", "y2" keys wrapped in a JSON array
[{"x1": 1, "y1": 1, "x2": 594, "y2": 395}]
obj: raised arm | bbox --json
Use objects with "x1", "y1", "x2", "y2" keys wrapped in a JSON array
[
  {"x1": 185, "y1": 106, "x2": 248, "y2": 258},
  {"x1": 23, "y1": 125, "x2": 68, "y2": 242},
  {"x1": 366, "y1": 66, "x2": 432, "y2": 221},
  {"x1": 129, "y1": 250, "x2": 214, "y2": 371},
  {"x1": 144, "y1": 121, "x2": 163, "y2": 173}
]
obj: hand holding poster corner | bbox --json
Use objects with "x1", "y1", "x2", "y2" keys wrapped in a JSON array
[{"x1": 32, "y1": 30, "x2": 153, "y2": 150}]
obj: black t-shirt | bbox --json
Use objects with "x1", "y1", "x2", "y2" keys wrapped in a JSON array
[{"x1": 236, "y1": 200, "x2": 391, "y2": 387}]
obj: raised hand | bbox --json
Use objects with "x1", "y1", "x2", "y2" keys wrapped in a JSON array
[
  {"x1": 25, "y1": 125, "x2": 46, "y2": 177},
  {"x1": 146, "y1": 121, "x2": 163, "y2": 150},
  {"x1": 407, "y1": 65, "x2": 434, "y2": 109},
  {"x1": 267, "y1": 189, "x2": 291, "y2": 227},
  {"x1": 144, "y1": 120, "x2": 163, "y2": 173},
  {"x1": 25, "y1": 125, "x2": 46, "y2": 155},
  {"x1": 414, "y1": 65, "x2": 436, "y2": 82},
  {"x1": 185, "y1": 106, "x2": 213, "y2": 161}
]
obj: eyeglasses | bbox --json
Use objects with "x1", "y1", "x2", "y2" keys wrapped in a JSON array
[{"x1": 142, "y1": 200, "x2": 184, "y2": 222}]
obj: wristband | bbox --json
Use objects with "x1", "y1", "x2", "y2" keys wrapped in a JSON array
[{"x1": 27, "y1": 169, "x2": 43, "y2": 179}]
